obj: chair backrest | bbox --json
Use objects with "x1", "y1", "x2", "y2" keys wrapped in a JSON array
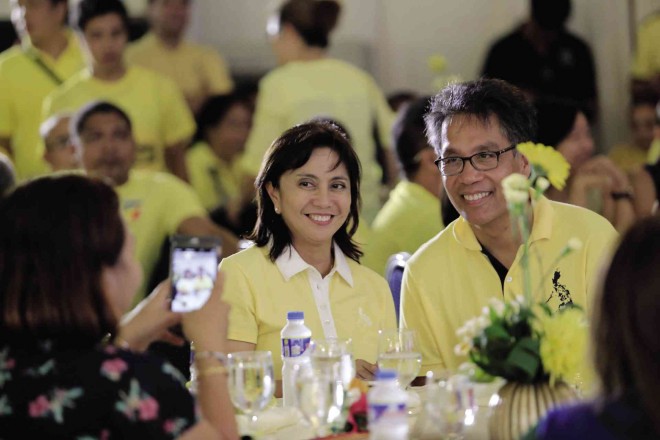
[{"x1": 385, "y1": 252, "x2": 411, "y2": 325}]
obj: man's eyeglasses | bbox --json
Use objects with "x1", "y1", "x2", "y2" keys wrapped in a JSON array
[{"x1": 434, "y1": 144, "x2": 517, "y2": 176}]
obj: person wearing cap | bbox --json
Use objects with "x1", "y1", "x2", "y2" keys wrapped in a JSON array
[{"x1": 40, "y1": 113, "x2": 80, "y2": 172}]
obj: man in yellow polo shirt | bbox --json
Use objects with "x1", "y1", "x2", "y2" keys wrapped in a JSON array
[
  {"x1": 70, "y1": 100, "x2": 239, "y2": 303},
  {"x1": 43, "y1": 0, "x2": 194, "y2": 182},
  {"x1": 0, "y1": 0, "x2": 85, "y2": 180},
  {"x1": 126, "y1": 0, "x2": 233, "y2": 115},
  {"x1": 400, "y1": 79, "x2": 618, "y2": 376},
  {"x1": 363, "y1": 97, "x2": 444, "y2": 275}
]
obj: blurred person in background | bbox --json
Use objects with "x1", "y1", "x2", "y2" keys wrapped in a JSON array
[
  {"x1": 126, "y1": 0, "x2": 234, "y2": 115},
  {"x1": 535, "y1": 97, "x2": 635, "y2": 233},
  {"x1": 0, "y1": 174, "x2": 237, "y2": 439},
  {"x1": 608, "y1": 93, "x2": 658, "y2": 172},
  {"x1": 0, "y1": 152, "x2": 16, "y2": 196},
  {"x1": 43, "y1": 0, "x2": 194, "y2": 182},
  {"x1": 0, "y1": 0, "x2": 85, "y2": 180},
  {"x1": 242, "y1": 0, "x2": 396, "y2": 224},
  {"x1": 186, "y1": 93, "x2": 257, "y2": 237},
  {"x1": 482, "y1": 0, "x2": 597, "y2": 120},
  {"x1": 630, "y1": 101, "x2": 660, "y2": 219},
  {"x1": 363, "y1": 97, "x2": 444, "y2": 275},
  {"x1": 40, "y1": 112, "x2": 80, "y2": 172}
]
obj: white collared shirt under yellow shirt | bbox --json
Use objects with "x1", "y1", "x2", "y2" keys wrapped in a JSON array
[
  {"x1": 401, "y1": 195, "x2": 618, "y2": 375},
  {"x1": 126, "y1": 32, "x2": 233, "y2": 107},
  {"x1": 0, "y1": 31, "x2": 85, "y2": 179},
  {"x1": 220, "y1": 243, "x2": 397, "y2": 379},
  {"x1": 43, "y1": 65, "x2": 195, "y2": 173}
]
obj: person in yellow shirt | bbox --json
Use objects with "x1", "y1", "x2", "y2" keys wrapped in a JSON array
[
  {"x1": 186, "y1": 94, "x2": 256, "y2": 236},
  {"x1": 242, "y1": 0, "x2": 396, "y2": 224},
  {"x1": 40, "y1": 113, "x2": 80, "y2": 172},
  {"x1": 401, "y1": 79, "x2": 618, "y2": 376},
  {"x1": 126, "y1": 0, "x2": 234, "y2": 115},
  {"x1": 43, "y1": 0, "x2": 194, "y2": 182},
  {"x1": 0, "y1": 0, "x2": 85, "y2": 180},
  {"x1": 608, "y1": 96, "x2": 657, "y2": 172},
  {"x1": 631, "y1": 12, "x2": 660, "y2": 97},
  {"x1": 69, "y1": 100, "x2": 239, "y2": 303},
  {"x1": 221, "y1": 121, "x2": 396, "y2": 393},
  {"x1": 363, "y1": 97, "x2": 444, "y2": 275}
]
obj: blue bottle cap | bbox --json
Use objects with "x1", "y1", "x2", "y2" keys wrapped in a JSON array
[
  {"x1": 287, "y1": 311, "x2": 304, "y2": 320},
  {"x1": 376, "y1": 369, "x2": 398, "y2": 380}
]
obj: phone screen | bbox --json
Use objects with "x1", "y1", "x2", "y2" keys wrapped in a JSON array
[{"x1": 170, "y1": 239, "x2": 219, "y2": 313}]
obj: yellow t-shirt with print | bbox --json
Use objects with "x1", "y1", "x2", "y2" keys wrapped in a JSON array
[
  {"x1": 241, "y1": 58, "x2": 396, "y2": 224},
  {"x1": 632, "y1": 13, "x2": 660, "y2": 80},
  {"x1": 400, "y1": 196, "x2": 617, "y2": 375},
  {"x1": 186, "y1": 141, "x2": 250, "y2": 211},
  {"x1": 0, "y1": 32, "x2": 85, "y2": 179},
  {"x1": 362, "y1": 181, "x2": 443, "y2": 275},
  {"x1": 126, "y1": 33, "x2": 233, "y2": 108},
  {"x1": 43, "y1": 66, "x2": 195, "y2": 173},
  {"x1": 116, "y1": 169, "x2": 206, "y2": 301},
  {"x1": 220, "y1": 244, "x2": 397, "y2": 379},
  {"x1": 608, "y1": 143, "x2": 649, "y2": 172}
]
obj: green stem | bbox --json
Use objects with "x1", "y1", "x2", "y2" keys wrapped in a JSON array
[{"x1": 517, "y1": 213, "x2": 532, "y2": 304}]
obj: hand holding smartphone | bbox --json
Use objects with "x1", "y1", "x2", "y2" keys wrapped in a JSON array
[{"x1": 170, "y1": 235, "x2": 222, "y2": 313}]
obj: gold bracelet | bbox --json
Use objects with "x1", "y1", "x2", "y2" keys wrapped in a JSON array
[
  {"x1": 197, "y1": 365, "x2": 228, "y2": 378},
  {"x1": 194, "y1": 350, "x2": 227, "y2": 364}
]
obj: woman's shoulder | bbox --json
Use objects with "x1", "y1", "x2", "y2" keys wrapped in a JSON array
[{"x1": 221, "y1": 244, "x2": 271, "y2": 270}]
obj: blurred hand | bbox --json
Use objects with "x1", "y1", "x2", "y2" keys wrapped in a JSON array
[
  {"x1": 355, "y1": 359, "x2": 378, "y2": 381},
  {"x1": 117, "y1": 281, "x2": 183, "y2": 352},
  {"x1": 182, "y1": 271, "x2": 230, "y2": 353}
]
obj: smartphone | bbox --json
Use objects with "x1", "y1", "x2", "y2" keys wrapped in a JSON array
[{"x1": 170, "y1": 235, "x2": 222, "y2": 313}]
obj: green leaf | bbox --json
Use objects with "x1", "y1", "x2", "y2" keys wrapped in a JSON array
[
  {"x1": 506, "y1": 338, "x2": 541, "y2": 380},
  {"x1": 484, "y1": 324, "x2": 510, "y2": 340}
]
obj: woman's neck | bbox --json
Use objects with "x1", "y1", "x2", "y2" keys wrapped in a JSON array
[
  {"x1": 292, "y1": 241, "x2": 334, "y2": 277},
  {"x1": 92, "y1": 63, "x2": 127, "y2": 82}
]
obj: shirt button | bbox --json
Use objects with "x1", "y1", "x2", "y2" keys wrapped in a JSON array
[{"x1": 506, "y1": 276, "x2": 513, "y2": 283}]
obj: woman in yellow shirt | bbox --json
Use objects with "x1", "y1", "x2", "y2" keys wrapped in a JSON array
[
  {"x1": 221, "y1": 121, "x2": 396, "y2": 393},
  {"x1": 242, "y1": 0, "x2": 396, "y2": 224}
]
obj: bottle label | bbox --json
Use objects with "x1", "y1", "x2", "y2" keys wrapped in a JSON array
[
  {"x1": 281, "y1": 337, "x2": 311, "y2": 357},
  {"x1": 368, "y1": 402, "x2": 407, "y2": 424}
]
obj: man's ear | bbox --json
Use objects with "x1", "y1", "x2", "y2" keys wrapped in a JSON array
[{"x1": 518, "y1": 150, "x2": 531, "y2": 178}]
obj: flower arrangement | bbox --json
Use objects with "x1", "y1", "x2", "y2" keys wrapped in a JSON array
[{"x1": 454, "y1": 143, "x2": 591, "y2": 386}]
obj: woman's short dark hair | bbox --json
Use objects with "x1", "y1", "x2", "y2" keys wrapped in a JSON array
[
  {"x1": 425, "y1": 78, "x2": 536, "y2": 154},
  {"x1": 0, "y1": 175, "x2": 124, "y2": 348},
  {"x1": 193, "y1": 93, "x2": 251, "y2": 143},
  {"x1": 392, "y1": 96, "x2": 432, "y2": 179},
  {"x1": 593, "y1": 216, "x2": 660, "y2": 435},
  {"x1": 534, "y1": 97, "x2": 581, "y2": 148},
  {"x1": 249, "y1": 120, "x2": 362, "y2": 262},
  {"x1": 74, "y1": 0, "x2": 130, "y2": 32},
  {"x1": 278, "y1": 0, "x2": 341, "y2": 48}
]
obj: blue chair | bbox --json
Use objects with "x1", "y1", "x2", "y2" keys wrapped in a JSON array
[{"x1": 385, "y1": 252, "x2": 411, "y2": 325}]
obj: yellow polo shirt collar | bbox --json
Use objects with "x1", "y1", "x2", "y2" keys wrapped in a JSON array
[{"x1": 275, "y1": 242, "x2": 354, "y2": 287}]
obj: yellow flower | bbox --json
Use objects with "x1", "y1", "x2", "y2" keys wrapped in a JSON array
[
  {"x1": 427, "y1": 54, "x2": 447, "y2": 73},
  {"x1": 535, "y1": 307, "x2": 593, "y2": 388},
  {"x1": 516, "y1": 142, "x2": 570, "y2": 190}
]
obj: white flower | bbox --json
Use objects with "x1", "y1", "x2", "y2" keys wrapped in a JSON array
[
  {"x1": 454, "y1": 340, "x2": 472, "y2": 356},
  {"x1": 567, "y1": 238, "x2": 583, "y2": 251},
  {"x1": 535, "y1": 176, "x2": 550, "y2": 192},
  {"x1": 488, "y1": 298, "x2": 506, "y2": 315},
  {"x1": 476, "y1": 315, "x2": 490, "y2": 329},
  {"x1": 506, "y1": 189, "x2": 529, "y2": 204},
  {"x1": 502, "y1": 173, "x2": 530, "y2": 191}
]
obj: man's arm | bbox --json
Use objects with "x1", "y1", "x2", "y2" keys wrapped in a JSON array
[
  {"x1": 164, "y1": 140, "x2": 190, "y2": 183},
  {"x1": 177, "y1": 216, "x2": 239, "y2": 257}
]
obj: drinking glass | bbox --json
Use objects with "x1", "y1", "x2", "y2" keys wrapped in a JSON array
[
  {"x1": 227, "y1": 351, "x2": 275, "y2": 435},
  {"x1": 309, "y1": 338, "x2": 355, "y2": 389},
  {"x1": 295, "y1": 367, "x2": 346, "y2": 438},
  {"x1": 377, "y1": 329, "x2": 422, "y2": 388}
]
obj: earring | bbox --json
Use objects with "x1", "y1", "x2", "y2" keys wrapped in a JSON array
[{"x1": 274, "y1": 206, "x2": 281, "y2": 214}]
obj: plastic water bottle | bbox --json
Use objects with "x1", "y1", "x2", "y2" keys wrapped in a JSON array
[
  {"x1": 368, "y1": 369, "x2": 409, "y2": 440},
  {"x1": 281, "y1": 311, "x2": 312, "y2": 406}
]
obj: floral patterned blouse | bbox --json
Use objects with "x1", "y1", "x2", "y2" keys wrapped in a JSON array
[{"x1": 0, "y1": 340, "x2": 196, "y2": 438}]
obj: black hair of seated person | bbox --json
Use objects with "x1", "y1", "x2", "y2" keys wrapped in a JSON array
[
  {"x1": 0, "y1": 153, "x2": 16, "y2": 197},
  {"x1": 193, "y1": 93, "x2": 252, "y2": 144},
  {"x1": 593, "y1": 215, "x2": 660, "y2": 436},
  {"x1": 387, "y1": 91, "x2": 418, "y2": 113},
  {"x1": 73, "y1": 0, "x2": 130, "y2": 33},
  {"x1": 249, "y1": 120, "x2": 362, "y2": 262},
  {"x1": 531, "y1": 0, "x2": 571, "y2": 31},
  {"x1": 71, "y1": 101, "x2": 132, "y2": 140},
  {"x1": 392, "y1": 95, "x2": 433, "y2": 180},
  {"x1": 533, "y1": 96, "x2": 582, "y2": 148},
  {"x1": 0, "y1": 175, "x2": 122, "y2": 349},
  {"x1": 425, "y1": 78, "x2": 537, "y2": 154},
  {"x1": 278, "y1": 0, "x2": 341, "y2": 49}
]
